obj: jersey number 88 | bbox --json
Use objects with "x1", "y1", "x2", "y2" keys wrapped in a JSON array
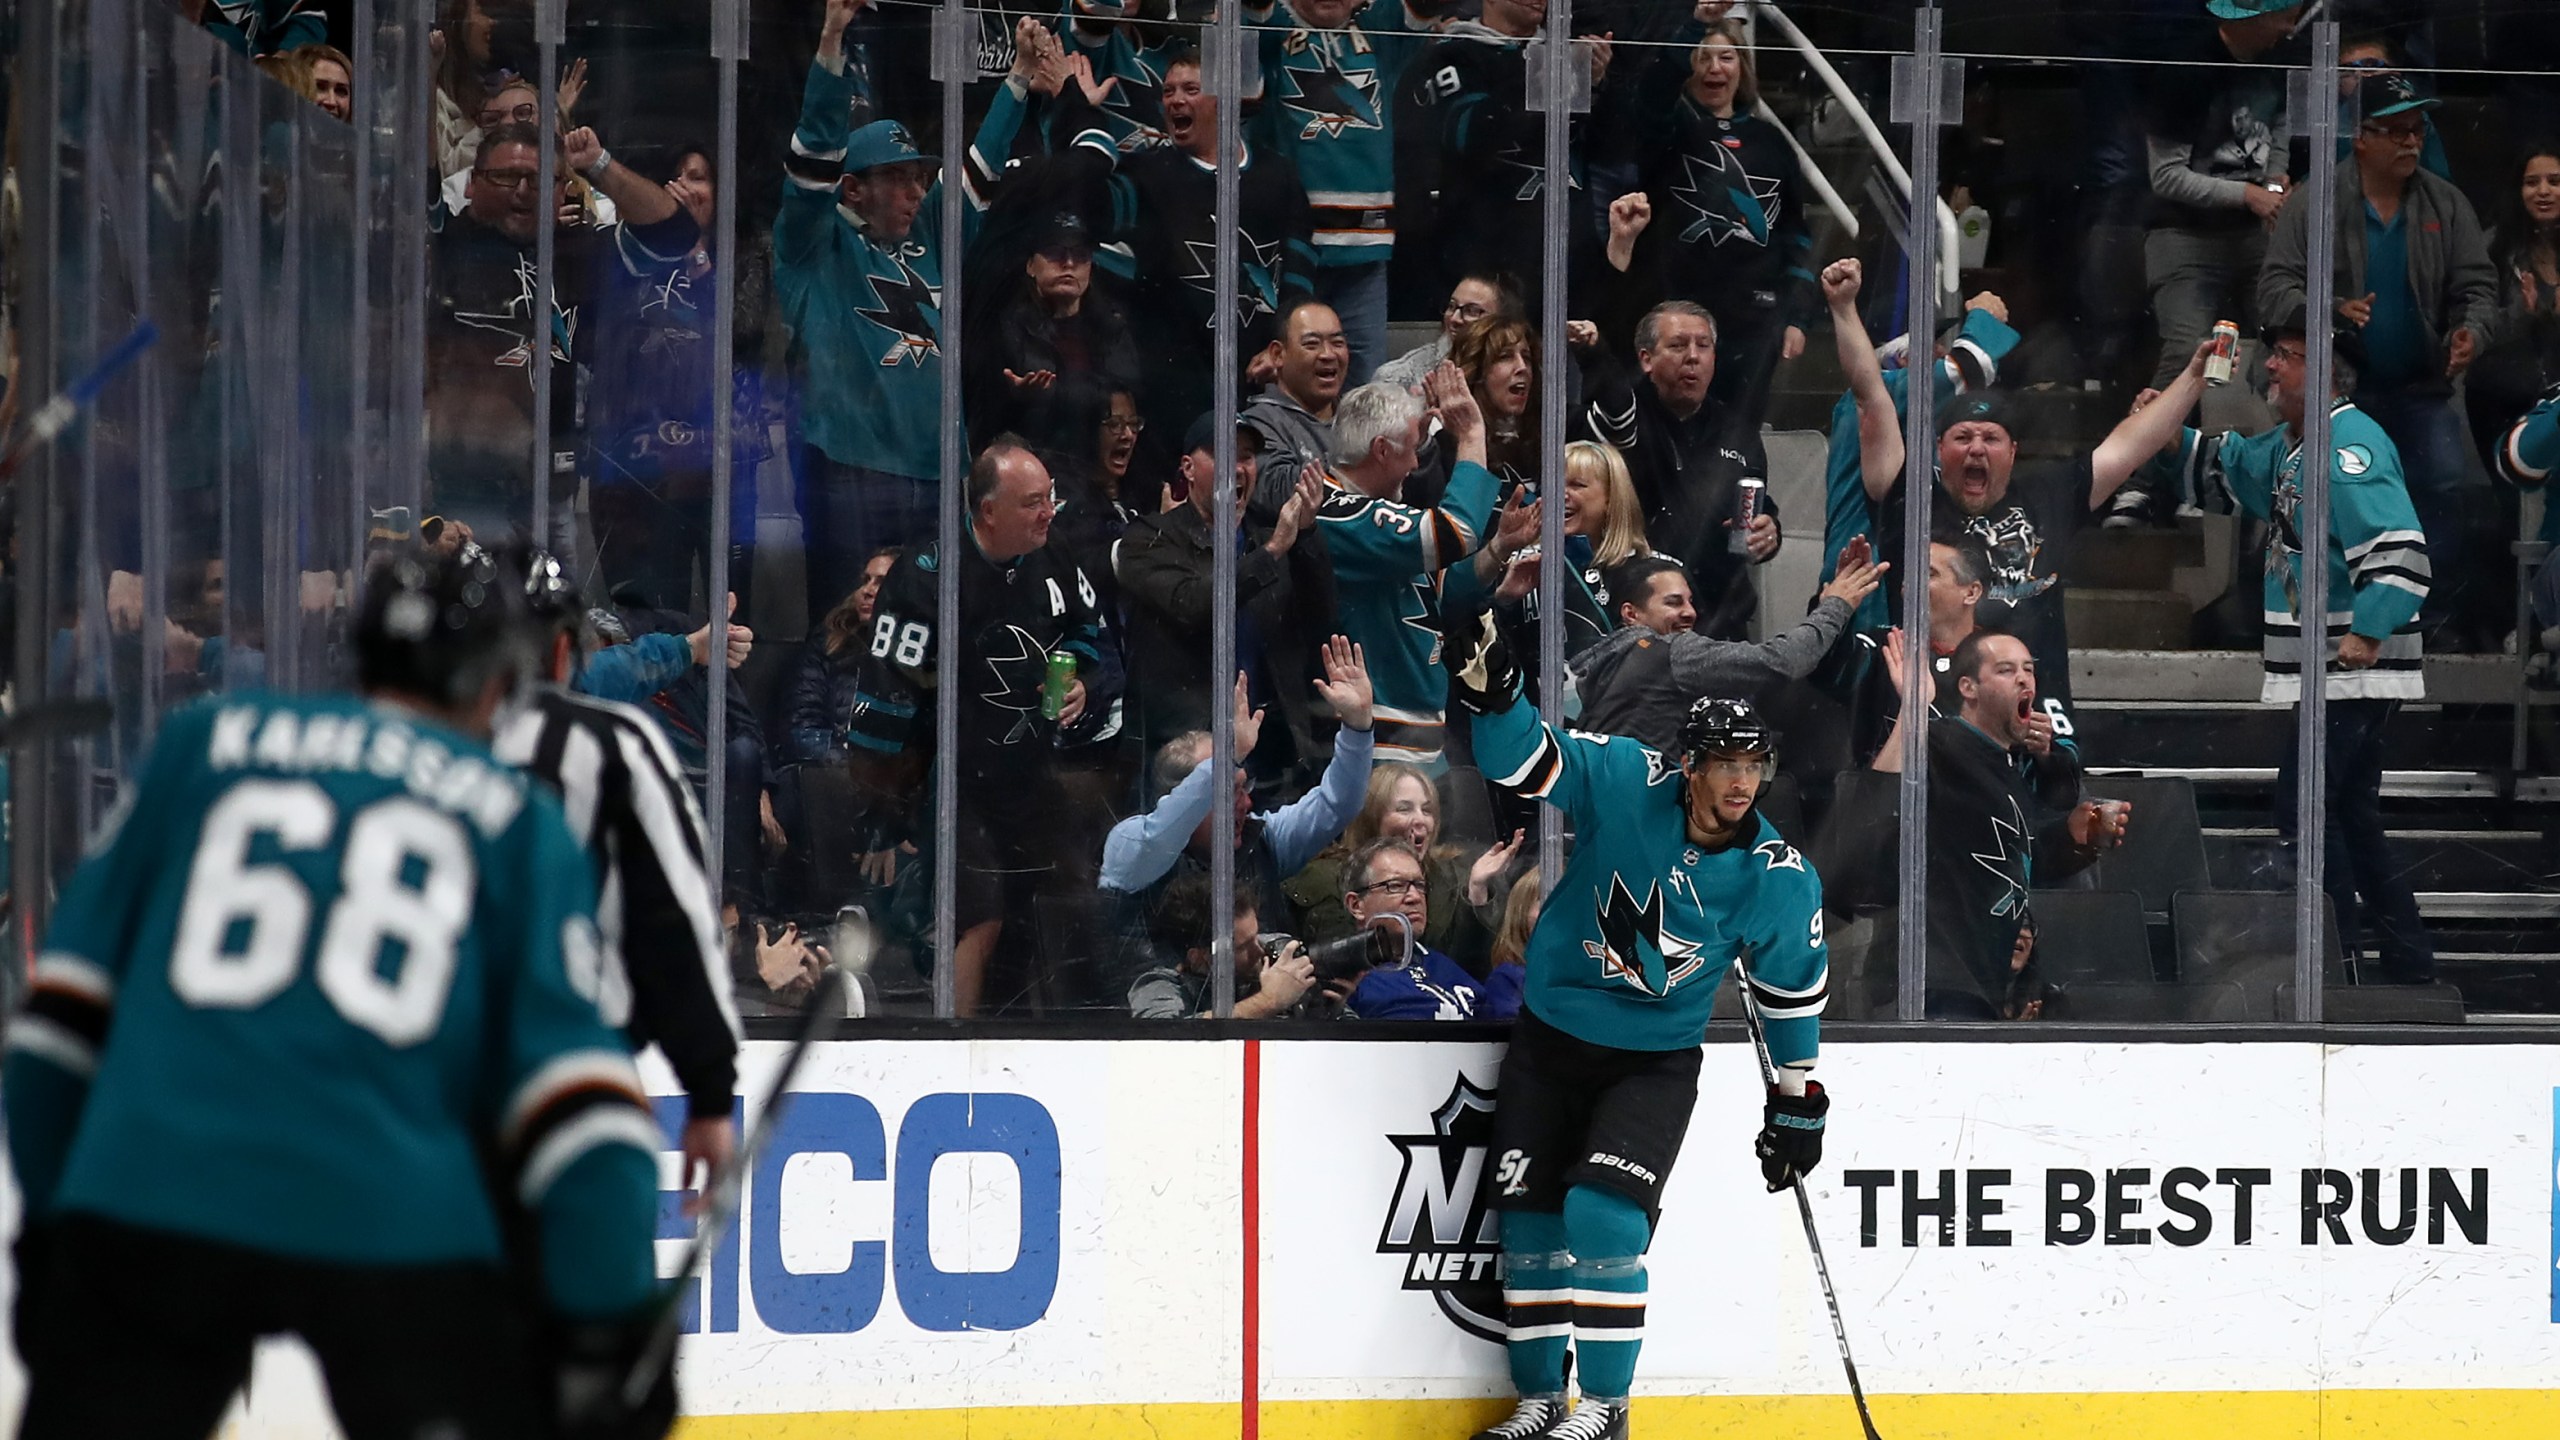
[{"x1": 168, "y1": 780, "x2": 473, "y2": 1048}]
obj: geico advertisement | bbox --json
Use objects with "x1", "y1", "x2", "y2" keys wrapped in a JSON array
[
  {"x1": 1257, "y1": 1041, "x2": 2560, "y2": 1400},
  {"x1": 641, "y1": 1039, "x2": 1242, "y2": 1416}
]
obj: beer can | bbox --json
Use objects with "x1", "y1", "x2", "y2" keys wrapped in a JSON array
[
  {"x1": 1041, "y1": 650, "x2": 1078, "y2": 721},
  {"x1": 1730, "y1": 476, "x2": 1766, "y2": 556},
  {"x1": 2206, "y1": 319, "x2": 2239, "y2": 386}
]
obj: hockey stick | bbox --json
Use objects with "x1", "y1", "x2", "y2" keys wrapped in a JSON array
[
  {"x1": 0, "y1": 322, "x2": 160, "y2": 484},
  {"x1": 619, "y1": 966, "x2": 846, "y2": 1409},
  {"x1": 1729, "y1": 953, "x2": 1885, "y2": 1440}
]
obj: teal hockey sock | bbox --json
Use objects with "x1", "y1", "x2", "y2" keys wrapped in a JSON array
[
  {"x1": 1563, "y1": 1185, "x2": 1651, "y2": 1402},
  {"x1": 1498, "y1": 1208, "x2": 1572, "y2": 1397}
]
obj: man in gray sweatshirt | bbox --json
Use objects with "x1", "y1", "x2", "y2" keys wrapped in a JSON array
[{"x1": 1563, "y1": 542, "x2": 1885, "y2": 754}]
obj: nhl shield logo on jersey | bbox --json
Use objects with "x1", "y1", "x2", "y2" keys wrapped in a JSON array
[{"x1": 1377, "y1": 1075, "x2": 1506, "y2": 1343}]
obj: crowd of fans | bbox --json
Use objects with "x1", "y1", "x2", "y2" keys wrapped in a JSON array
[{"x1": 163, "y1": 0, "x2": 2560, "y2": 1020}]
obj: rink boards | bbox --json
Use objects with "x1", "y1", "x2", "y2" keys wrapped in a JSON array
[{"x1": 200, "y1": 1035, "x2": 2559, "y2": 1438}]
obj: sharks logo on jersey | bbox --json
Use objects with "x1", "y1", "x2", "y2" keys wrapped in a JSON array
[
  {"x1": 1276, "y1": 38, "x2": 1384, "y2": 139},
  {"x1": 1971, "y1": 795, "x2": 2030, "y2": 922},
  {"x1": 451, "y1": 253, "x2": 575, "y2": 381},
  {"x1": 1669, "y1": 145, "x2": 1781, "y2": 248},
  {"x1": 854, "y1": 249, "x2": 942, "y2": 366},
  {"x1": 1491, "y1": 143, "x2": 1574, "y2": 203},
  {"x1": 1586, "y1": 875, "x2": 1708, "y2": 999},
  {"x1": 1181, "y1": 232, "x2": 1287, "y2": 326}
]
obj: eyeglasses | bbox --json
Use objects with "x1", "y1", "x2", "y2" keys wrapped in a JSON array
[
  {"x1": 480, "y1": 102, "x2": 539, "y2": 126},
  {"x1": 1444, "y1": 300, "x2": 1490, "y2": 323},
  {"x1": 2270, "y1": 345, "x2": 2308, "y2": 365},
  {"x1": 2359, "y1": 121, "x2": 2425, "y2": 146},
  {"x1": 1101, "y1": 415, "x2": 1146, "y2": 434},
  {"x1": 472, "y1": 167, "x2": 551, "y2": 192},
  {"x1": 1358, "y1": 876, "x2": 1427, "y2": 899}
]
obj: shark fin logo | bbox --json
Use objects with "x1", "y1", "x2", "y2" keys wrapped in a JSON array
[
  {"x1": 1378, "y1": 1074, "x2": 1505, "y2": 1343},
  {"x1": 1588, "y1": 876, "x2": 1671, "y2": 997}
]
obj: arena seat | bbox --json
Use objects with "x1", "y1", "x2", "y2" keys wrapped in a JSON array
[
  {"x1": 2024, "y1": 888, "x2": 2154, "y2": 986},
  {"x1": 2172, "y1": 889, "x2": 2341, "y2": 1021},
  {"x1": 2061, "y1": 776, "x2": 2206, "y2": 917},
  {"x1": 2051, "y1": 980, "x2": 2252, "y2": 1023}
]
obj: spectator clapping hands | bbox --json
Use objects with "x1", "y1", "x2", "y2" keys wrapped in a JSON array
[
  {"x1": 1424, "y1": 360, "x2": 1486, "y2": 466},
  {"x1": 1818, "y1": 537, "x2": 1887, "y2": 609}
]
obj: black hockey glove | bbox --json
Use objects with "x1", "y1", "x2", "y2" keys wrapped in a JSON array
[
  {"x1": 553, "y1": 1307, "x2": 679, "y2": 1440},
  {"x1": 1755, "y1": 1081, "x2": 1828, "y2": 1192},
  {"x1": 1444, "y1": 606, "x2": 1521, "y2": 716}
]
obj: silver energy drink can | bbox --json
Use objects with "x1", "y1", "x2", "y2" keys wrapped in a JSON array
[
  {"x1": 1730, "y1": 476, "x2": 1766, "y2": 556},
  {"x1": 2206, "y1": 319, "x2": 2239, "y2": 386}
]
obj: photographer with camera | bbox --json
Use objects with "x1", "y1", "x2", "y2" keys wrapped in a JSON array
[
  {"x1": 1128, "y1": 877, "x2": 1342, "y2": 1020},
  {"x1": 1338, "y1": 839, "x2": 1489, "y2": 1022}
]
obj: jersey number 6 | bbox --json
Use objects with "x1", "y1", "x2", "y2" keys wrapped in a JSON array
[{"x1": 168, "y1": 780, "x2": 473, "y2": 1048}]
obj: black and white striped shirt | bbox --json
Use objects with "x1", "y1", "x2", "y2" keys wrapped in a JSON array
[{"x1": 496, "y1": 689, "x2": 741, "y2": 1118}]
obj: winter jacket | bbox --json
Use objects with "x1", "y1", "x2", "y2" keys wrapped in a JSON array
[
  {"x1": 1115, "y1": 501, "x2": 1335, "y2": 773},
  {"x1": 1575, "y1": 346, "x2": 1774, "y2": 641},
  {"x1": 2259, "y1": 158, "x2": 2500, "y2": 397},
  {"x1": 783, "y1": 640, "x2": 866, "y2": 767}
]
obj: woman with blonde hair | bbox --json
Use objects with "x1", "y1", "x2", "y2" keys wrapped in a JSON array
[
  {"x1": 1481, "y1": 871, "x2": 1539, "y2": 1020},
  {"x1": 1284, "y1": 762, "x2": 1525, "y2": 976},
  {"x1": 1516, "y1": 438, "x2": 1657, "y2": 661}
]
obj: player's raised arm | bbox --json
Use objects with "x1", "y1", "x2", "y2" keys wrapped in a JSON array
[{"x1": 1445, "y1": 607, "x2": 1660, "y2": 824}]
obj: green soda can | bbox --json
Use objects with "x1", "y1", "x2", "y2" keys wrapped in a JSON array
[{"x1": 1041, "y1": 650, "x2": 1078, "y2": 720}]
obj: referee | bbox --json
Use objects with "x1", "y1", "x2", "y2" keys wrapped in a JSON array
[{"x1": 494, "y1": 549, "x2": 743, "y2": 1203}]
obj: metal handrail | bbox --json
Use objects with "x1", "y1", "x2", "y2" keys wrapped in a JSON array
[
  {"x1": 1753, "y1": 97, "x2": 1858, "y2": 241},
  {"x1": 1748, "y1": 0, "x2": 1960, "y2": 301}
]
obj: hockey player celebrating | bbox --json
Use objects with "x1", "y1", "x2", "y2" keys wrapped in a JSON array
[
  {"x1": 1445, "y1": 609, "x2": 1830, "y2": 1440},
  {"x1": 5, "y1": 547, "x2": 673, "y2": 1439}
]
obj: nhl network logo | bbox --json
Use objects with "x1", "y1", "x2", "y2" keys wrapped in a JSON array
[{"x1": 1377, "y1": 1074, "x2": 1505, "y2": 1342}]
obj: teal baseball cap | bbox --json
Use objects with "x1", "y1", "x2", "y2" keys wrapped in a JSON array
[
  {"x1": 2205, "y1": 0, "x2": 2303, "y2": 20},
  {"x1": 2357, "y1": 72, "x2": 2440, "y2": 123},
  {"x1": 843, "y1": 119, "x2": 931, "y2": 175}
]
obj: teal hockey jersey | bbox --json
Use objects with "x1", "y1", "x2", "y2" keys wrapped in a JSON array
[
  {"x1": 776, "y1": 51, "x2": 1018, "y2": 477},
  {"x1": 2495, "y1": 387, "x2": 2560, "y2": 547},
  {"x1": 3, "y1": 694, "x2": 661, "y2": 1319},
  {"x1": 1245, "y1": 0, "x2": 1445, "y2": 266},
  {"x1": 1467, "y1": 694, "x2": 1828, "y2": 1062},
  {"x1": 1050, "y1": 0, "x2": 1187, "y2": 153},
  {"x1": 2168, "y1": 402, "x2": 2431, "y2": 703},
  {"x1": 1312, "y1": 457, "x2": 1500, "y2": 767}
]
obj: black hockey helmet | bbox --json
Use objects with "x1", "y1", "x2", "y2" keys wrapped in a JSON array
[
  {"x1": 495, "y1": 544, "x2": 591, "y2": 682},
  {"x1": 353, "y1": 543, "x2": 534, "y2": 709},
  {"x1": 1678, "y1": 695, "x2": 1780, "y2": 764},
  {"x1": 507, "y1": 544, "x2": 588, "y2": 646}
]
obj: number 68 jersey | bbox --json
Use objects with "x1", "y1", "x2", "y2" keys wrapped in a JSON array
[{"x1": 4, "y1": 694, "x2": 659, "y2": 1295}]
